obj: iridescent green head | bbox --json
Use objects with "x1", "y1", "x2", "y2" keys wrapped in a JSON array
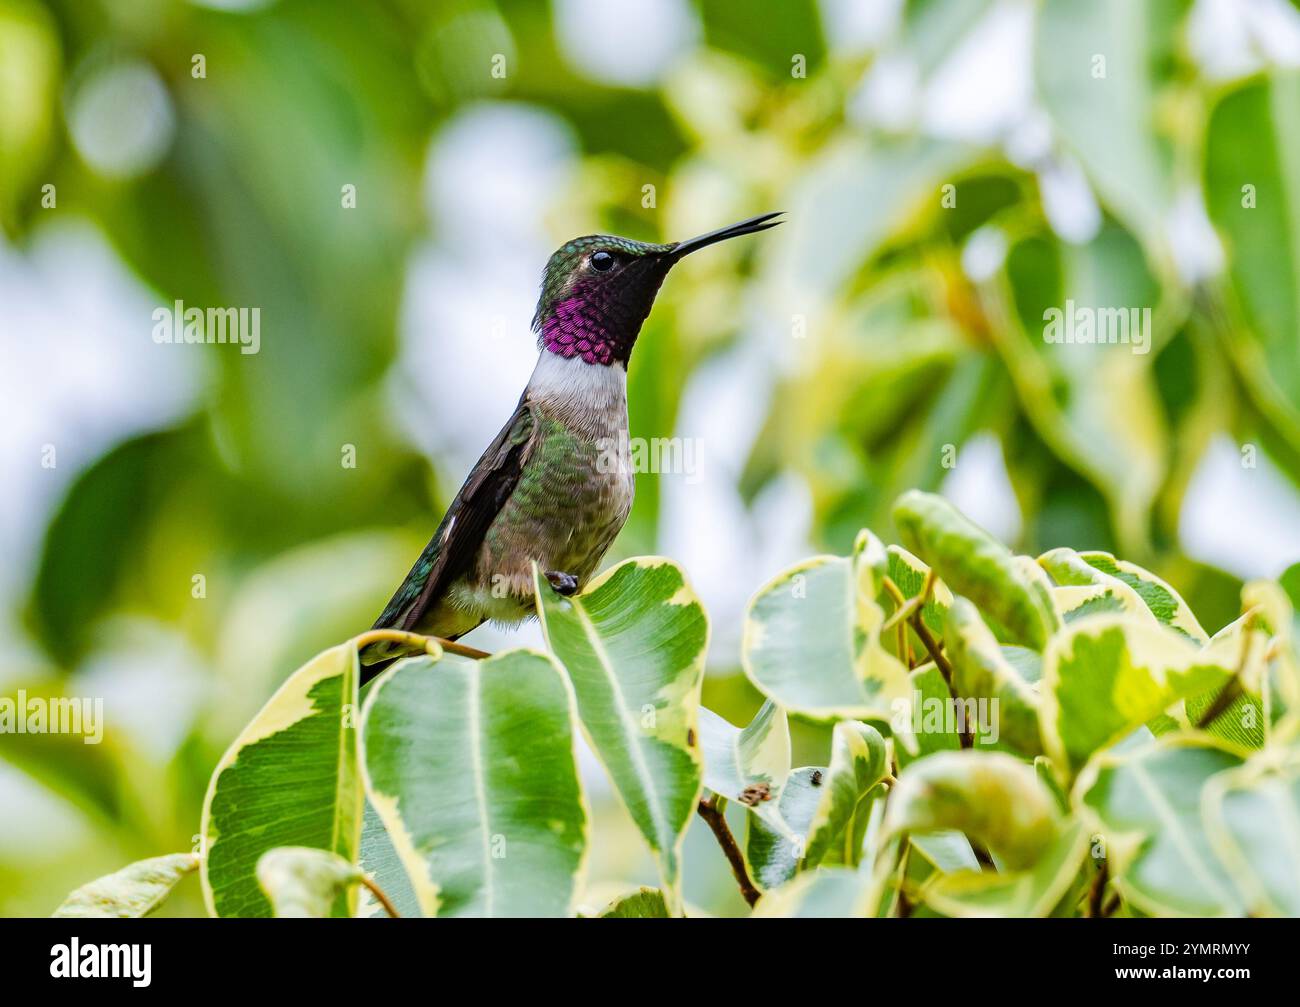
[{"x1": 532, "y1": 212, "x2": 783, "y2": 367}]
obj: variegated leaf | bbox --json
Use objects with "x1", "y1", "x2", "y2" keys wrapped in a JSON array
[
  {"x1": 1203, "y1": 746, "x2": 1300, "y2": 917},
  {"x1": 597, "y1": 887, "x2": 670, "y2": 918},
  {"x1": 742, "y1": 544, "x2": 912, "y2": 730},
  {"x1": 53, "y1": 853, "x2": 198, "y2": 919},
  {"x1": 1039, "y1": 547, "x2": 1208, "y2": 642},
  {"x1": 752, "y1": 866, "x2": 873, "y2": 918},
  {"x1": 256, "y1": 847, "x2": 363, "y2": 919},
  {"x1": 1041, "y1": 616, "x2": 1233, "y2": 774},
  {"x1": 884, "y1": 750, "x2": 1060, "y2": 870},
  {"x1": 201, "y1": 640, "x2": 362, "y2": 918},
  {"x1": 534, "y1": 558, "x2": 705, "y2": 906},
  {"x1": 1078, "y1": 736, "x2": 1246, "y2": 917},
  {"x1": 944, "y1": 598, "x2": 1044, "y2": 756},
  {"x1": 746, "y1": 767, "x2": 827, "y2": 890},
  {"x1": 361, "y1": 649, "x2": 587, "y2": 918},
  {"x1": 919, "y1": 818, "x2": 1090, "y2": 918},
  {"x1": 698, "y1": 700, "x2": 790, "y2": 807},
  {"x1": 892, "y1": 491, "x2": 1060, "y2": 649},
  {"x1": 803, "y1": 721, "x2": 888, "y2": 868}
]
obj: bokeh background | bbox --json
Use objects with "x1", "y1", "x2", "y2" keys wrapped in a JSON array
[{"x1": 3, "y1": 0, "x2": 1300, "y2": 917}]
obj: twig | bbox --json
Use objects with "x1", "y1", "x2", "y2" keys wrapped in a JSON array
[
  {"x1": 1086, "y1": 860, "x2": 1109, "y2": 919},
  {"x1": 1196, "y1": 608, "x2": 1258, "y2": 730},
  {"x1": 881, "y1": 576, "x2": 908, "y2": 608},
  {"x1": 880, "y1": 575, "x2": 914, "y2": 666},
  {"x1": 359, "y1": 875, "x2": 401, "y2": 918},
  {"x1": 352, "y1": 628, "x2": 490, "y2": 661},
  {"x1": 697, "y1": 797, "x2": 760, "y2": 908}
]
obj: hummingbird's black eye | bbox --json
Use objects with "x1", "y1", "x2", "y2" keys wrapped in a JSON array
[{"x1": 590, "y1": 250, "x2": 614, "y2": 272}]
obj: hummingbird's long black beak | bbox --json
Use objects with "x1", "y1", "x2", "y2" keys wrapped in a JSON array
[{"x1": 668, "y1": 211, "x2": 784, "y2": 259}]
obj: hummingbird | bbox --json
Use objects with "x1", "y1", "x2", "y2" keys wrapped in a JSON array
[{"x1": 360, "y1": 212, "x2": 782, "y2": 680}]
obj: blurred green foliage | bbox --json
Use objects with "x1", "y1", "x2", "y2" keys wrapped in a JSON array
[{"x1": 2, "y1": 0, "x2": 1298, "y2": 916}]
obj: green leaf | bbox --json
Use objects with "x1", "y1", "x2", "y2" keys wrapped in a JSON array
[
  {"x1": 0, "y1": 0, "x2": 59, "y2": 229},
  {"x1": 886, "y1": 544, "x2": 952, "y2": 637},
  {"x1": 256, "y1": 847, "x2": 363, "y2": 919},
  {"x1": 201, "y1": 640, "x2": 362, "y2": 918},
  {"x1": 804, "y1": 721, "x2": 888, "y2": 868},
  {"x1": 1041, "y1": 616, "x2": 1233, "y2": 774},
  {"x1": 698, "y1": 700, "x2": 790, "y2": 805},
  {"x1": 897, "y1": 662, "x2": 963, "y2": 769},
  {"x1": 597, "y1": 887, "x2": 670, "y2": 918},
  {"x1": 1052, "y1": 583, "x2": 1146, "y2": 624},
  {"x1": 919, "y1": 819, "x2": 1091, "y2": 918},
  {"x1": 892, "y1": 491, "x2": 1060, "y2": 649},
  {"x1": 52, "y1": 853, "x2": 198, "y2": 918},
  {"x1": 746, "y1": 767, "x2": 827, "y2": 890},
  {"x1": 742, "y1": 545, "x2": 913, "y2": 726},
  {"x1": 752, "y1": 866, "x2": 873, "y2": 918},
  {"x1": 992, "y1": 226, "x2": 1169, "y2": 554},
  {"x1": 910, "y1": 831, "x2": 980, "y2": 874},
  {"x1": 361, "y1": 650, "x2": 587, "y2": 919},
  {"x1": 1205, "y1": 70, "x2": 1300, "y2": 441},
  {"x1": 1078, "y1": 736, "x2": 1246, "y2": 917},
  {"x1": 884, "y1": 750, "x2": 1060, "y2": 870},
  {"x1": 534, "y1": 558, "x2": 705, "y2": 905},
  {"x1": 1244, "y1": 577, "x2": 1300, "y2": 718},
  {"x1": 1041, "y1": 548, "x2": 1209, "y2": 643},
  {"x1": 1203, "y1": 747, "x2": 1300, "y2": 916},
  {"x1": 944, "y1": 598, "x2": 1045, "y2": 757},
  {"x1": 358, "y1": 799, "x2": 421, "y2": 918}
]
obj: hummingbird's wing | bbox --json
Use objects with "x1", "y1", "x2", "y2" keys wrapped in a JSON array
[{"x1": 368, "y1": 393, "x2": 537, "y2": 643}]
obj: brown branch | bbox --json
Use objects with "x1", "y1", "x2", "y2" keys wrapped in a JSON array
[
  {"x1": 907, "y1": 613, "x2": 972, "y2": 748},
  {"x1": 880, "y1": 575, "x2": 914, "y2": 665},
  {"x1": 352, "y1": 628, "x2": 490, "y2": 661},
  {"x1": 359, "y1": 875, "x2": 401, "y2": 918},
  {"x1": 697, "y1": 797, "x2": 760, "y2": 908},
  {"x1": 1086, "y1": 859, "x2": 1109, "y2": 919}
]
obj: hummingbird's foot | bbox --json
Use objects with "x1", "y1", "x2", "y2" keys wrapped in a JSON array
[{"x1": 545, "y1": 570, "x2": 580, "y2": 596}]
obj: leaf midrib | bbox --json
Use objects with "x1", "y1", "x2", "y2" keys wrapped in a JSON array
[{"x1": 569, "y1": 596, "x2": 670, "y2": 852}]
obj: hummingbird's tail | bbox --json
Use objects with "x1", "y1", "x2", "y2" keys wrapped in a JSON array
[{"x1": 358, "y1": 654, "x2": 398, "y2": 689}]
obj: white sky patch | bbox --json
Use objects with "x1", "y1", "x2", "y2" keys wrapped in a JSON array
[
  {"x1": 1245, "y1": 0, "x2": 1300, "y2": 66},
  {"x1": 1037, "y1": 154, "x2": 1103, "y2": 245},
  {"x1": 920, "y1": 1, "x2": 1033, "y2": 143},
  {"x1": 1189, "y1": 0, "x2": 1264, "y2": 79},
  {"x1": 553, "y1": 0, "x2": 699, "y2": 88},
  {"x1": 962, "y1": 225, "x2": 1008, "y2": 282},
  {"x1": 1004, "y1": 106, "x2": 1054, "y2": 168},
  {"x1": 1180, "y1": 436, "x2": 1300, "y2": 580},
  {"x1": 850, "y1": 51, "x2": 920, "y2": 131},
  {"x1": 658, "y1": 342, "x2": 812, "y2": 667},
  {"x1": 66, "y1": 56, "x2": 174, "y2": 180},
  {"x1": 818, "y1": 0, "x2": 902, "y2": 57},
  {"x1": 0, "y1": 221, "x2": 200, "y2": 628},
  {"x1": 1166, "y1": 186, "x2": 1225, "y2": 284},
  {"x1": 939, "y1": 431, "x2": 1023, "y2": 547},
  {"x1": 1190, "y1": 0, "x2": 1300, "y2": 79},
  {"x1": 0, "y1": 762, "x2": 94, "y2": 862},
  {"x1": 72, "y1": 619, "x2": 210, "y2": 761}
]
